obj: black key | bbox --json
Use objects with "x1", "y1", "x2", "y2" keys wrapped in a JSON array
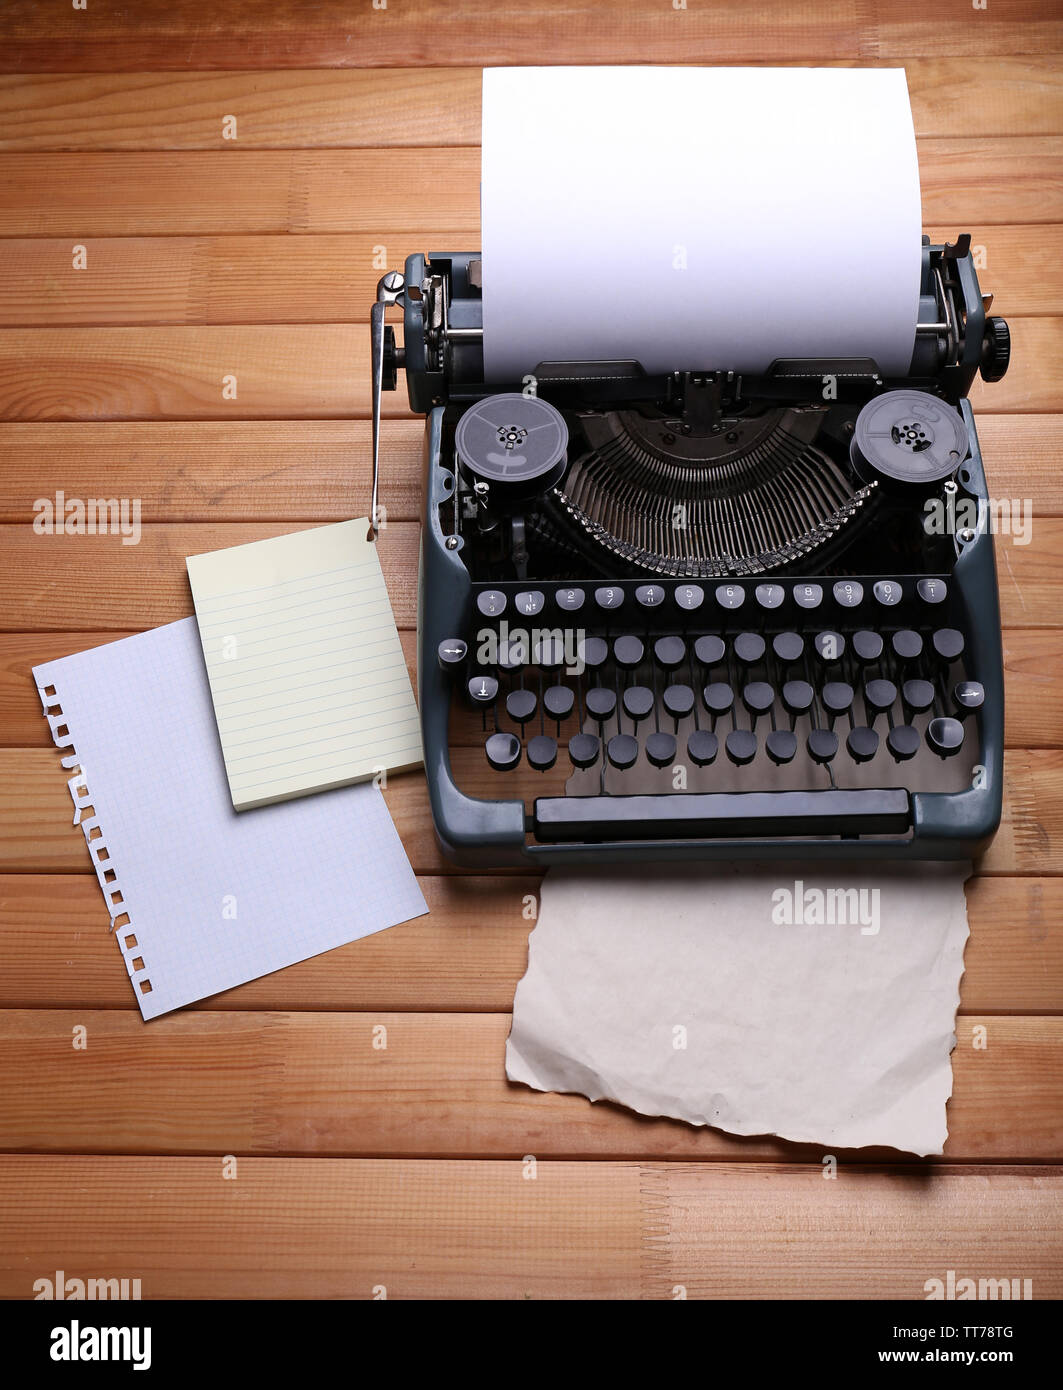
[
  {"x1": 766, "y1": 729, "x2": 797, "y2": 765},
  {"x1": 742, "y1": 681, "x2": 775, "y2": 718},
  {"x1": 506, "y1": 688, "x2": 537, "y2": 724},
  {"x1": 954, "y1": 680, "x2": 985, "y2": 715},
  {"x1": 773, "y1": 632, "x2": 804, "y2": 664},
  {"x1": 833, "y1": 579, "x2": 863, "y2": 609},
  {"x1": 933, "y1": 628, "x2": 965, "y2": 661},
  {"x1": 782, "y1": 680, "x2": 814, "y2": 717},
  {"x1": 497, "y1": 636, "x2": 525, "y2": 671},
  {"x1": 622, "y1": 686, "x2": 655, "y2": 721},
  {"x1": 675, "y1": 583, "x2": 705, "y2": 612},
  {"x1": 814, "y1": 631, "x2": 845, "y2": 664},
  {"x1": 646, "y1": 732, "x2": 677, "y2": 768},
  {"x1": 695, "y1": 635, "x2": 726, "y2": 667},
  {"x1": 555, "y1": 586, "x2": 585, "y2": 613},
  {"x1": 927, "y1": 717, "x2": 965, "y2": 758},
  {"x1": 468, "y1": 674, "x2": 498, "y2": 705},
  {"x1": 847, "y1": 726, "x2": 880, "y2": 763},
  {"x1": 594, "y1": 585, "x2": 624, "y2": 612},
  {"x1": 515, "y1": 590, "x2": 545, "y2": 617},
  {"x1": 734, "y1": 632, "x2": 766, "y2": 665},
  {"x1": 476, "y1": 590, "x2": 506, "y2": 617},
  {"x1": 653, "y1": 635, "x2": 687, "y2": 670},
  {"x1": 437, "y1": 637, "x2": 467, "y2": 671},
  {"x1": 585, "y1": 687, "x2": 617, "y2": 722},
  {"x1": 614, "y1": 634, "x2": 645, "y2": 669},
  {"x1": 607, "y1": 734, "x2": 639, "y2": 770},
  {"x1": 578, "y1": 636, "x2": 609, "y2": 669},
  {"x1": 852, "y1": 630, "x2": 884, "y2": 664},
  {"x1": 755, "y1": 583, "x2": 785, "y2": 610},
  {"x1": 887, "y1": 724, "x2": 921, "y2": 762},
  {"x1": 485, "y1": 731, "x2": 521, "y2": 771},
  {"x1": 864, "y1": 679, "x2": 898, "y2": 717},
  {"x1": 715, "y1": 583, "x2": 745, "y2": 611},
  {"x1": 702, "y1": 682, "x2": 734, "y2": 716},
  {"x1": 726, "y1": 729, "x2": 757, "y2": 766},
  {"x1": 543, "y1": 685, "x2": 575, "y2": 721},
  {"x1": 635, "y1": 584, "x2": 666, "y2": 609},
  {"x1": 687, "y1": 730, "x2": 719, "y2": 767},
  {"x1": 568, "y1": 732, "x2": 600, "y2": 769},
  {"x1": 527, "y1": 735, "x2": 558, "y2": 771},
  {"x1": 534, "y1": 634, "x2": 566, "y2": 669},
  {"x1": 873, "y1": 579, "x2": 903, "y2": 608},
  {"x1": 822, "y1": 681, "x2": 855, "y2": 718},
  {"x1": 917, "y1": 577, "x2": 948, "y2": 605},
  {"x1": 892, "y1": 629, "x2": 923, "y2": 661},
  {"x1": 808, "y1": 728, "x2": 839, "y2": 764},
  {"x1": 902, "y1": 678, "x2": 935, "y2": 716},
  {"x1": 793, "y1": 582, "x2": 823, "y2": 610},
  {"x1": 663, "y1": 684, "x2": 695, "y2": 720}
]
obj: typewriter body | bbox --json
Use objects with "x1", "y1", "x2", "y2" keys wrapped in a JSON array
[{"x1": 371, "y1": 237, "x2": 1010, "y2": 866}]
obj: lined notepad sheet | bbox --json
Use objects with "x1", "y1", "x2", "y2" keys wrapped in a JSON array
[
  {"x1": 186, "y1": 519, "x2": 422, "y2": 811},
  {"x1": 34, "y1": 619, "x2": 427, "y2": 1020}
]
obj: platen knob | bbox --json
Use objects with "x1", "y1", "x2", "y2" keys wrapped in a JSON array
[{"x1": 980, "y1": 316, "x2": 1011, "y2": 384}]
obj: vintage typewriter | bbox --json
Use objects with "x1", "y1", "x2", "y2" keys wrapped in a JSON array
[{"x1": 370, "y1": 236, "x2": 1010, "y2": 866}]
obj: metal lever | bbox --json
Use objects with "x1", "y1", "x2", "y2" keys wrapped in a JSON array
[{"x1": 369, "y1": 270, "x2": 405, "y2": 541}]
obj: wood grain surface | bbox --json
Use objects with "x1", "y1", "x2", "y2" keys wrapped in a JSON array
[{"x1": 0, "y1": 5, "x2": 1060, "y2": 1300}]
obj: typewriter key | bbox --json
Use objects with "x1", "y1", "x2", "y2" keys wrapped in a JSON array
[
  {"x1": 622, "y1": 686, "x2": 655, "y2": 721},
  {"x1": 807, "y1": 729, "x2": 839, "y2": 764},
  {"x1": 687, "y1": 730, "x2": 719, "y2": 767},
  {"x1": 902, "y1": 679, "x2": 936, "y2": 718},
  {"x1": 766, "y1": 730, "x2": 797, "y2": 765},
  {"x1": 663, "y1": 684, "x2": 695, "y2": 720},
  {"x1": 437, "y1": 637, "x2": 467, "y2": 671},
  {"x1": 675, "y1": 584, "x2": 705, "y2": 612},
  {"x1": 506, "y1": 689, "x2": 537, "y2": 724},
  {"x1": 654, "y1": 635, "x2": 686, "y2": 670},
  {"x1": 852, "y1": 630, "x2": 884, "y2": 664},
  {"x1": 814, "y1": 631, "x2": 845, "y2": 664},
  {"x1": 953, "y1": 680, "x2": 985, "y2": 715},
  {"x1": 926, "y1": 717, "x2": 965, "y2": 758},
  {"x1": 585, "y1": 687, "x2": 617, "y2": 722},
  {"x1": 646, "y1": 732, "x2": 677, "y2": 768},
  {"x1": 755, "y1": 583, "x2": 785, "y2": 610},
  {"x1": 613, "y1": 634, "x2": 645, "y2": 669},
  {"x1": 887, "y1": 724, "x2": 921, "y2": 762},
  {"x1": 864, "y1": 679, "x2": 897, "y2": 719},
  {"x1": 734, "y1": 632, "x2": 766, "y2": 665},
  {"x1": 772, "y1": 632, "x2": 804, "y2": 664},
  {"x1": 695, "y1": 635, "x2": 726, "y2": 667},
  {"x1": 782, "y1": 680, "x2": 814, "y2": 717},
  {"x1": 833, "y1": 580, "x2": 864, "y2": 609},
  {"x1": 892, "y1": 629, "x2": 924, "y2": 662},
  {"x1": 568, "y1": 733, "x2": 600, "y2": 769},
  {"x1": 847, "y1": 726, "x2": 880, "y2": 763},
  {"x1": 578, "y1": 636, "x2": 609, "y2": 669},
  {"x1": 822, "y1": 681, "x2": 855, "y2": 719},
  {"x1": 527, "y1": 735, "x2": 558, "y2": 771},
  {"x1": 455, "y1": 393, "x2": 568, "y2": 501},
  {"x1": 742, "y1": 682, "x2": 775, "y2": 719},
  {"x1": 932, "y1": 628, "x2": 965, "y2": 661},
  {"x1": 917, "y1": 578, "x2": 948, "y2": 605},
  {"x1": 726, "y1": 730, "x2": 757, "y2": 766},
  {"x1": 485, "y1": 732, "x2": 522, "y2": 772},
  {"x1": 851, "y1": 390, "x2": 970, "y2": 489},
  {"x1": 702, "y1": 682, "x2": 734, "y2": 717},
  {"x1": 543, "y1": 685, "x2": 575, "y2": 721},
  {"x1": 468, "y1": 675, "x2": 499, "y2": 705},
  {"x1": 555, "y1": 587, "x2": 585, "y2": 612},
  {"x1": 607, "y1": 734, "x2": 639, "y2": 770}
]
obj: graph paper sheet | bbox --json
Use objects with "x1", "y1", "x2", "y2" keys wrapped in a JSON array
[{"x1": 34, "y1": 618, "x2": 427, "y2": 1020}]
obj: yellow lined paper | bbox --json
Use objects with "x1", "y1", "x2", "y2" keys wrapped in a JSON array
[{"x1": 187, "y1": 520, "x2": 422, "y2": 811}]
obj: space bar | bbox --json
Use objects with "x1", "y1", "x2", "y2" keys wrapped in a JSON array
[{"x1": 533, "y1": 789, "x2": 911, "y2": 841}]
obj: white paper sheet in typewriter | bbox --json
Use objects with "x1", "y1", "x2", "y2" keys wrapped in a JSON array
[{"x1": 34, "y1": 618, "x2": 427, "y2": 1020}]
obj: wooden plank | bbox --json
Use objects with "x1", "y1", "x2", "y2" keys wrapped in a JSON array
[
  {"x1": 0, "y1": 872, "x2": 1059, "y2": 1015},
  {"x1": 0, "y1": 519, "x2": 1058, "y2": 631},
  {"x1": 0, "y1": 1007, "x2": 1058, "y2": 1162},
  {"x1": 0, "y1": 319, "x2": 1053, "y2": 420},
  {"x1": 0, "y1": 225, "x2": 1054, "y2": 327},
  {"x1": 0, "y1": 419, "x2": 426, "y2": 524},
  {"x1": 2, "y1": 141, "x2": 1060, "y2": 238},
  {"x1": 1, "y1": 1155, "x2": 1058, "y2": 1300},
  {"x1": 0, "y1": 415, "x2": 1054, "y2": 526},
  {"x1": 2, "y1": 747, "x2": 1061, "y2": 878},
  {"x1": 3, "y1": 627, "x2": 1059, "y2": 750},
  {"x1": 2, "y1": 0, "x2": 1062, "y2": 70},
  {"x1": 1, "y1": 61, "x2": 1060, "y2": 151}
]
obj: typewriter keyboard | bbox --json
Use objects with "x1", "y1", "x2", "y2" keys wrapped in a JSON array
[{"x1": 441, "y1": 575, "x2": 984, "y2": 840}]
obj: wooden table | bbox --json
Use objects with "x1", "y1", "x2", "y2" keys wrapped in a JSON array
[{"x1": 0, "y1": 4, "x2": 1061, "y2": 1300}]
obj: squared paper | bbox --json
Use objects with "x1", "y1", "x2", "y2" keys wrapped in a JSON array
[
  {"x1": 34, "y1": 618, "x2": 428, "y2": 1020},
  {"x1": 186, "y1": 519, "x2": 422, "y2": 811},
  {"x1": 506, "y1": 864, "x2": 970, "y2": 1156}
]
